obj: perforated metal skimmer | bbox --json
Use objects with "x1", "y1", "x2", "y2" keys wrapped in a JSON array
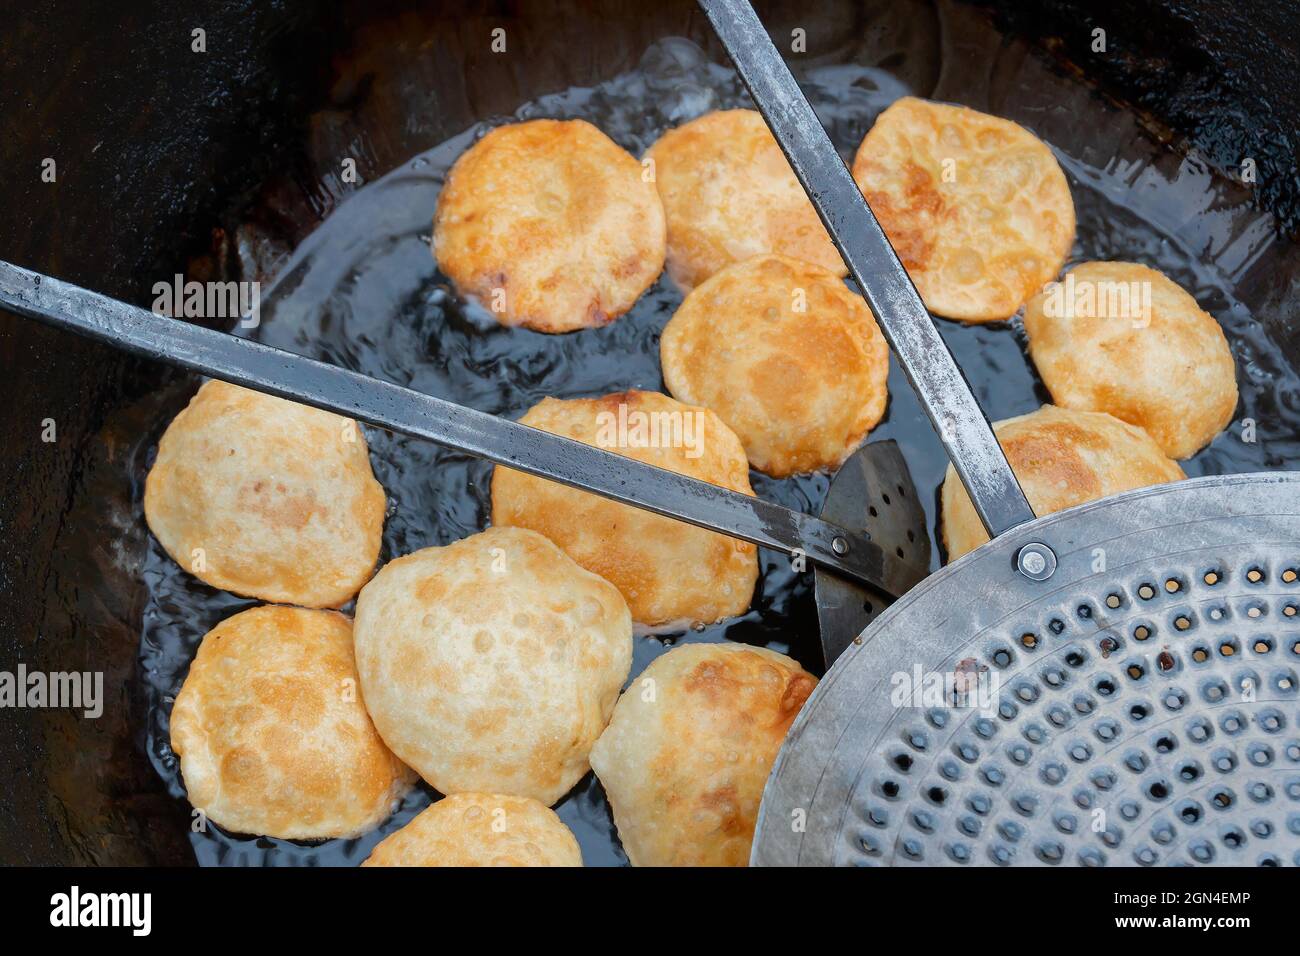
[{"x1": 755, "y1": 475, "x2": 1300, "y2": 866}]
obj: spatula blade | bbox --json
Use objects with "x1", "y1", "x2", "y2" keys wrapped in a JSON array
[{"x1": 814, "y1": 440, "x2": 930, "y2": 668}]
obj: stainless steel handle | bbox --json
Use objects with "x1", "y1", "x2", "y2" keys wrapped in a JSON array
[
  {"x1": 698, "y1": 0, "x2": 1036, "y2": 539},
  {"x1": 0, "y1": 259, "x2": 925, "y2": 596}
]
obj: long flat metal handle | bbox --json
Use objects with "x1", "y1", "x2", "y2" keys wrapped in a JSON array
[
  {"x1": 699, "y1": 0, "x2": 1035, "y2": 539},
  {"x1": 0, "y1": 259, "x2": 924, "y2": 596}
]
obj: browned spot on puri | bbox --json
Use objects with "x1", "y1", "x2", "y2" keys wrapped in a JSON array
[
  {"x1": 221, "y1": 747, "x2": 263, "y2": 785},
  {"x1": 780, "y1": 673, "x2": 816, "y2": 719},
  {"x1": 598, "y1": 391, "x2": 637, "y2": 412},
  {"x1": 466, "y1": 706, "x2": 509, "y2": 735},
  {"x1": 1003, "y1": 431, "x2": 1101, "y2": 499},
  {"x1": 750, "y1": 353, "x2": 811, "y2": 419},
  {"x1": 614, "y1": 254, "x2": 643, "y2": 279},
  {"x1": 683, "y1": 658, "x2": 744, "y2": 703},
  {"x1": 867, "y1": 170, "x2": 939, "y2": 271},
  {"x1": 243, "y1": 482, "x2": 320, "y2": 530},
  {"x1": 902, "y1": 161, "x2": 943, "y2": 212},
  {"x1": 699, "y1": 784, "x2": 746, "y2": 834},
  {"x1": 271, "y1": 677, "x2": 328, "y2": 725},
  {"x1": 416, "y1": 576, "x2": 447, "y2": 603},
  {"x1": 1092, "y1": 384, "x2": 1155, "y2": 437}
]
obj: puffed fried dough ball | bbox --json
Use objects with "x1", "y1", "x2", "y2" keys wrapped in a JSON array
[
  {"x1": 433, "y1": 118, "x2": 666, "y2": 333},
  {"x1": 646, "y1": 109, "x2": 846, "y2": 291},
  {"x1": 660, "y1": 254, "x2": 890, "y2": 476},
  {"x1": 169, "y1": 606, "x2": 415, "y2": 840},
  {"x1": 489, "y1": 390, "x2": 759, "y2": 626},
  {"x1": 941, "y1": 405, "x2": 1186, "y2": 561},
  {"x1": 1022, "y1": 261, "x2": 1238, "y2": 459},
  {"x1": 352, "y1": 526, "x2": 632, "y2": 806},
  {"x1": 851, "y1": 96, "x2": 1075, "y2": 322},
  {"x1": 362, "y1": 792, "x2": 582, "y2": 867},
  {"x1": 589, "y1": 642, "x2": 817, "y2": 867},
  {"x1": 143, "y1": 380, "x2": 386, "y2": 608}
]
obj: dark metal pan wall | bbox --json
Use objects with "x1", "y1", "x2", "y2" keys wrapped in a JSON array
[{"x1": 0, "y1": 0, "x2": 1295, "y2": 864}]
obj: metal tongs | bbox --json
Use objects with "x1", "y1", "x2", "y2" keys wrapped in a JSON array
[{"x1": 0, "y1": 261, "x2": 923, "y2": 598}]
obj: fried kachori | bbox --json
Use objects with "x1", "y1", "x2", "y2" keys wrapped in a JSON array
[
  {"x1": 1023, "y1": 261, "x2": 1238, "y2": 459},
  {"x1": 362, "y1": 792, "x2": 582, "y2": 867},
  {"x1": 352, "y1": 526, "x2": 632, "y2": 806},
  {"x1": 660, "y1": 253, "x2": 889, "y2": 476},
  {"x1": 143, "y1": 380, "x2": 386, "y2": 608},
  {"x1": 851, "y1": 96, "x2": 1075, "y2": 323},
  {"x1": 169, "y1": 605, "x2": 414, "y2": 840},
  {"x1": 646, "y1": 109, "x2": 846, "y2": 291},
  {"x1": 433, "y1": 118, "x2": 666, "y2": 333},
  {"x1": 589, "y1": 642, "x2": 817, "y2": 866},
  {"x1": 489, "y1": 390, "x2": 758, "y2": 626}
]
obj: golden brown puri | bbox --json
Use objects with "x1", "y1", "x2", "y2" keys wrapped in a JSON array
[
  {"x1": 169, "y1": 606, "x2": 415, "y2": 840},
  {"x1": 1022, "y1": 261, "x2": 1238, "y2": 459},
  {"x1": 490, "y1": 390, "x2": 759, "y2": 626},
  {"x1": 941, "y1": 405, "x2": 1186, "y2": 561},
  {"x1": 433, "y1": 118, "x2": 666, "y2": 333},
  {"x1": 143, "y1": 380, "x2": 385, "y2": 609},
  {"x1": 660, "y1": 254, "x2": 890, "y2": 476},
  {"x1": 352, "y1": 526, "x2": 632, "y2": 806},
  {"x1": 362, "y1": 792, "x2": 582, "y2": 867},
  {"x1": 589, "y1": 642, "x2": 817, "y2": 867},
  {"x1": 645, "y1": 109, "x2": 846, "y2": 291},
  {"x1": 851, "y1": 96, "x2": 1075, "y2": 323}
]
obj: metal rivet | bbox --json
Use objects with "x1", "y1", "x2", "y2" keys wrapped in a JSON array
[
  {"x1": 1016, "y1": 542, "x2": 1057, "y2": 581},
  {"x1": 832, "y1": 536, "x2": 848, "y2": 555}
]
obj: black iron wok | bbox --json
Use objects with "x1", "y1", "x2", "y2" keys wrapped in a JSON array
[{"x1": 1, "y1": 0, "x2": 1298, "y2": 866}]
